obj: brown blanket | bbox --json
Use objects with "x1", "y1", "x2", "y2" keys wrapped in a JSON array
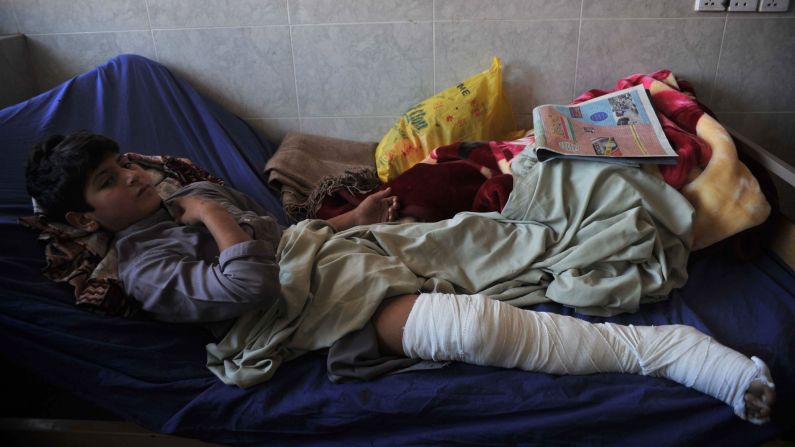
[{"x1": 264, "y1": 133, "x2": 377, "y2": 220}]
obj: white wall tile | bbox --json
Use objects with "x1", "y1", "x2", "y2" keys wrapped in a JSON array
[
  {"x1": 583, "y1": 0, "x2": 721, "y2": 18},
  {"x1": 14, "y1": 0, "x2": 149, "y2": 33},
  {"x1": 435, "y1": 20, "x2": 579, "y2": 111},
  {"x1": 148, "y1": 0, "x2": 287, "y2": 28},
  {"x1": 714, "y1": 18, "x2": 795, "y2": 112},
  {"x1": 0, "y1": 0, "x2": 19, "y2": 33},
  {"x1": 292, "y1": 22, "x2": 433, "y2": 116},
  {"x1": 289, "y1": 0, "x2": 432, "y2": 24},
  {"x1": 154, "y1": 26, "x2": 296, "y2": 118},
  {"x1": 300, "y1": 116, "x2": 396, "y2": 142},
  {"x1": 246, "y1": 117, "x2": 301, "y2": 145},
  {"x1": 27, "y1": 31, "x2": 155, "y2": 91},
  {"x1": 6, "y1": 0, "x2": 795, "y2": 169},
  {"x1": 575, "y1": 19, "x2": 724, "y2": 100},
  {"x1": 435, "y1": 0, "x2": 581, "y2": 20}
]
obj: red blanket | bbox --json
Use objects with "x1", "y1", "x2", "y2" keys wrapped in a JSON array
[
  {"x1": 317, "y1": 70, "x2": 771, "y2": 252},
  {"x1": 572, "y1": 70, "x2": 712, "y2": 189},
  {"x1": 316, "y1": 139, "x2": 526, "y2": 221}
]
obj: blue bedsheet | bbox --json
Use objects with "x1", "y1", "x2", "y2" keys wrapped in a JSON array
[
  {"x1": 0, "y1": 53, "x2": 286, "y2": 225},
  {"x1": 0, "y1": 54, "x2": 792, "y2": 446}
]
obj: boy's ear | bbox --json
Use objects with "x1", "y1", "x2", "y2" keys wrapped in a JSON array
[{"x1": 65, "y1": 211, "x2": 100, "y2": 232}]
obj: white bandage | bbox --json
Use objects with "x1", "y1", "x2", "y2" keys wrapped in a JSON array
[{"x1": 402, "y1": 293, "x2": 773, "y2": 423}]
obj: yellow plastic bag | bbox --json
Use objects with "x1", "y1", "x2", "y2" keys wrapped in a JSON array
[{"x1": 375, "y1": 57, "x2": 520, "y2": 182}]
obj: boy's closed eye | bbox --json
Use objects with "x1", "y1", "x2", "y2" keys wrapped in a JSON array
[{"x1": 95, "y1": 156, "x2": 137, "y2": 189}]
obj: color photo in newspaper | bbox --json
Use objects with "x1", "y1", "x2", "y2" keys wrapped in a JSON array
[{"x1": 532, "y1": 84, "x2": 677, "y2": 165}]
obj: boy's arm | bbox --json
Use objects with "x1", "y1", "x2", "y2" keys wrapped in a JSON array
[
  {"x1": 326, "y1": 187, "x2": 399, "y2": 231},
  {"x1": 169, "y1": 195, "x2": 251, "y2": 250},
  {"x1": 119, "y1": 237, "x2": 281, "y2": 323},
  {"x1": 118, "y1": 194, "x2": 280, "y2": 323}
]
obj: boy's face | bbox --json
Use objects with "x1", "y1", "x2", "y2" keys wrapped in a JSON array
[{"x1": 70, "y1": 154, "x2": 162, "y2": 232}]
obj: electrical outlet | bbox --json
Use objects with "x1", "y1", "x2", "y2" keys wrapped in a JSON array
[
  {"x1": 695, "y1": 0, "x2": 727, "y2": 11},
  {"x1": 728, "y1": 0, "x2": 759, "y2": 11},
  {"x1": 758, "y1": 0, "x2": 790, "y2": 11}
]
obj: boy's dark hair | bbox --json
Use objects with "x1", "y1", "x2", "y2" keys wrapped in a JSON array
[{"x1": 25, "y1": 131, "x2": 119, "y2": 222}]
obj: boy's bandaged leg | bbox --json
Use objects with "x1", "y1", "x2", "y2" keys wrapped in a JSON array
[{"x1": 402, "y1": 293, "x2": 774, "y2": 424}]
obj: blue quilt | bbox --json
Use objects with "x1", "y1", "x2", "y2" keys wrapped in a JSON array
[{"x1": 0, "y1": 54, "x2": 792, "y2": 446}]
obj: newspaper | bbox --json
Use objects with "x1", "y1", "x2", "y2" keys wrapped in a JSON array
[{"x1": 532, "y1": 84, "x2": 677, "y2": 166}]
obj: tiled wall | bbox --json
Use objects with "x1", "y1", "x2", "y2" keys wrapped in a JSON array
[{"x1": 1, "y1": 2, "x2": 793, "y2": 173}]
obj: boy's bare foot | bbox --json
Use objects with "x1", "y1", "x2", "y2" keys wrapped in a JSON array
[{"x1": 743, "y1": 356, "x2": 775, "y2": 424}]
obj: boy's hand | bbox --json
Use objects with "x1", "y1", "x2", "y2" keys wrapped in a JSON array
[
  {"x1": 325, "y1": 187, "x2": 400, "y2": 231},
  {"x1": 355, "y1": 187, "x2": 400, "y2": 225},
  {"x1": 169, "y1": 195, "x2": 251, "y2": 251},
  {"x1": 169, "y1": 195, "x2": 228, "y2": 226}
]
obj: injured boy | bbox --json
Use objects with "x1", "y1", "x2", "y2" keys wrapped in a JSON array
[{"x1": 26, "y1": 131, "x2": 775, "y2": 424}]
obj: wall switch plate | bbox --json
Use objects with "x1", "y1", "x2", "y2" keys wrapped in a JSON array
[
  {"x1": 695, "y1": 0, "x2": 727, "y2": 11},
  {"x1": 728, "y1": 0, "x2": 759, "y2": 11},
  {"x1": 758, "y1": 0, "x2": 790, "y2": 11}
]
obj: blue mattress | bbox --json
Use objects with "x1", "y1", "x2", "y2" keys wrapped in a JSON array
[{"x1": 0, "y1": 54, "x2": 793, "y2": 446}]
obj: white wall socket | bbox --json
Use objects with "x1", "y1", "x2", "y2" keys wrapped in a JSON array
[
  {"x1": 695, "y1": 0, "x2": 726, "y2": 11},
  {"x1": 758, "y1": 0, "x2": 790, "y2": 11},
  {"x1": 728, "y1": 0, "x2": 759, "y2": 11}
]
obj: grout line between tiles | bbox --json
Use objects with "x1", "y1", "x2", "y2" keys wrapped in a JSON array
[
  {"x1": 10, "y1": 0, "x2": 22, "y2": 33},
  {"x1": 151, "y1": 21, "x2": 429, "y2": 33},
  {"x1": 22, "y1": 16, "x2": 758, "y2": 38},
  {"x1": 23, "y1": 29, "x2": 152, "y2": 36},
  {"x1": 286, "y1": 0, "x2": 302, "y2": 132},
  {"x1": 572, "y1": 0, "x2": 584, "y2": 101},
  {"x1": 709, "y1": 15, "x2": 729, "y2": 106},
  {"x1": 143, "y1": 0, "x2": 159, "y2": 61},
  {"x1": 578, "y1": 16, "x2": 728, "y2": 21},
  {"x1": 432, "y1": 0, "x2": 436, "y2": 92},
  {"x1": 148, "y1": 18, "x2": 593, "y2": 33}
]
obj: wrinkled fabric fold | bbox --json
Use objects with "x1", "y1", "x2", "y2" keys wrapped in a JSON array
[{"x1": 207, "y1": 149, "x2": 693, "y2": 387}]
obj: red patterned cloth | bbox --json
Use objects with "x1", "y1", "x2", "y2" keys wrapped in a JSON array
[
  {"x1": 316, "y1": 138, "x2": 530, "y2": 222},
  {"x1": 316, "y1": 70, "x2": 720, "y2": 223},
  {"x1": 572, "y1": 69, "x2": 712, "y2": 189}
]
